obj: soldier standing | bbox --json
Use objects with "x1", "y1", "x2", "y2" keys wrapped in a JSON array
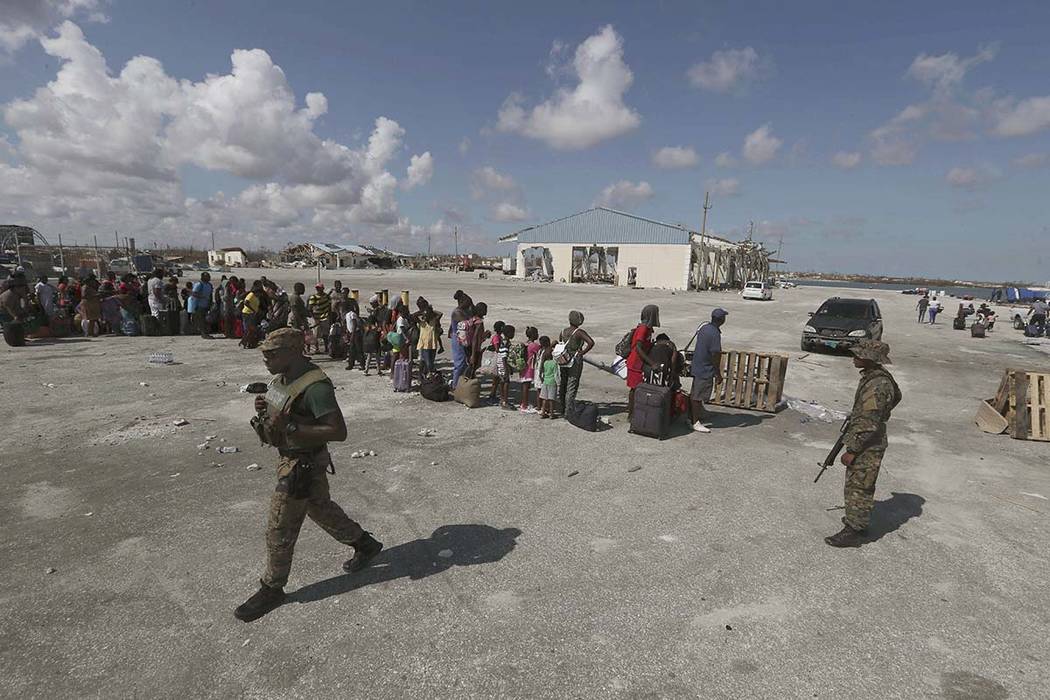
[
  {"x1": 825, "y1": 340, "x2": 902, "y2": 548},
  {"x1": 235, "y1": 327, "x2": 383, "y2": 622}
]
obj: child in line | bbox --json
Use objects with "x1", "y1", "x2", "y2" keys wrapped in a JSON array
[
  {"x1": 487, "y1": 320, "x2": 505, "y2": 401},
  {"x1": 538, "y1": 335, "x2": 558, "y2": 419},
  {"x1": 497, "y1": 324, "x2": 515, "y2": 409},
  {"x1": 363, "y1": 320, "x2": 383, "y2": 376},
  {"x1": 519, "y1": 326, "x2": 540, "y2": 413}
]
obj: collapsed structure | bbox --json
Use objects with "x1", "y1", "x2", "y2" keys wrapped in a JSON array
[
  {"x1": 499, "y1": 207, "x2": 777, "y2": 291},
  {"x1": 278, "y1": 242, "x2": 410, "y2": 270}
]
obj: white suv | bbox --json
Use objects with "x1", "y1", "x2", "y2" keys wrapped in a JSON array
[{"x1": 742, "y1": 280, "x2": 773, "y2": 300}]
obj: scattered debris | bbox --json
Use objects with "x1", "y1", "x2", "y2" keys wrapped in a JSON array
[
  {"x1": 206, "y1": 435, "x2": 217, "y2": 441},
  {"x1": 1021, "y1": 492, "x2": 1048, "y2": 500},
  {"x1": 139, "y1": 382, "x2": 149, "y2": 387},
  {"x1": 417, "y1": 428, "x2": 436, "y2": 437},
  {"x1": 45, "y1": 567, "x2": 56, "y2": 575},
  {"x1": 216, "y1": 446, "x2": 239, "y2": 454},
  {"x1": 368, "y1": 450, "x2": 376, "y2": 456},
  {"x1": 173, "y1": 418, "x2": 189, "y2": 427},
  {"x1": 628, "y1": 466, "x2": 642, "y2": 473},
  {"x1": 567, "y1": 470, "x2": 579, "y2": 477},
  {"x1": 241, "y1": 639, "x2": 250, "y2": 647},
  {"x1": 147, "y1": 351, "x2": 174, "y2": 365},
  {"x1": 241, "y1": 382, "x2": 268, "y2": 394},
  {"x1": 245, "y1": 463, "x2": 261, "y2": 471},
  {"x1": 430, "y1": 461, "x2": 438, "y2": 466},
  {"x1": 207, "y1": 462, "x2": 225, "y2": 468},
  {"x1": 785, "y1": 397, "x2": 847, "y2": 423},
  {"x1": 215, "y1": 381, "x2": 227, "y2": 387},
  {"x1": 170, "y1": 473, "x2": 180, "y2": 478},
  {"x1": 84, "y1": 512, "x2": 93, "y2": 516},
  {"x1": 351, "y1": 451, "x2": 363, "y2": 459},
  {"x1": 41, "y1": 382, "x2": 56, "y2": 389},
  {"x1": 725, "y1": 624, "x2": 733, "y2": 631},
  {"x1": 197, "y1": 442, "x2": 210, "y2": 451}
]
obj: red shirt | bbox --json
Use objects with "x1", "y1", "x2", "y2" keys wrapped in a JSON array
[{"x1": 626, "y1": 323, "x2": 653, "y2": 373}]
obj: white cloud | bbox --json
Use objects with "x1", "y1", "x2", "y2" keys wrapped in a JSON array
[
  {"x1": 704, "y1": 177, "x2": 740, "y2": 198},
  {"x1": 687, "y1": 47, "x2": 766, "y2": 93},
  {"x1": 1013, "y1": 152, "x2": 1049, "y2": 168},
  {"x1": 0, "y1": 21, "x2": 424, "y2": 249},
  {"x1": 832, "y1": 151, "x2": 862, "y2": 169},
  {"x1": 714, "y1": 151, "x2": 737, "y2": 168},
  {"x1": 993, "y1": 96, "x2": 1050, "y2": 137},
  {"x1": 594, "y1": 180, "x2": 653, "y2": 209},
  {"x1": 945, "y1": 164, "x2": 999, "y2": 190},
  {"x1": 0, "y1": 0, "x2": 106, "y2": 55},
  {"x1": 403, "y1": 151, "x2": 434, "y2": 190},
  {"x1": 496, "y1": 24, "x2": 640, "y2": 150},
  {"x1": 652, "y1": 145, "x2": 699, "y2": 169},
  {"x1": 492, "y1": 202, "x2": 529, "y2": 222},
  {"x1": 906, "y1": 44, "x2": 997, "y2": 95},
  {"x1": 458, "y1": 137, "x2": 471, "y2": 155},
  {"x1": 471, "y1": 165, "x2": 517, "y2": 196},
  {"x1": 742, "y1": 124, "x2": 782, "y2": 164}
]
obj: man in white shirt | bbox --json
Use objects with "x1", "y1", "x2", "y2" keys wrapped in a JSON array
[
  {"x1": 147, "y1": 269, "x2": 166, "y2": 318},
  {"x1": 34, "y1": 275, "x2": 57, "y2": 317}
]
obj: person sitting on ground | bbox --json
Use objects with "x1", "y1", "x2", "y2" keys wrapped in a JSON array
[
  {"x1": 538, "y1": 336, "x2": 558, "y2": 419},
  {"x1": 626, "y1": 305, "x2": 659, "y2": 420},
  {"x1": 689, "y1": 308, "x2": 728, "y2": 434}
]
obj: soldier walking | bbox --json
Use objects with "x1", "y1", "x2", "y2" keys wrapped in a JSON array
[
  {"x1": 825, "y1": 340, "x2": 902, "y2": 548},
  {"x1": 235, "y1": 327, "x2": 383, "y2": 622}
]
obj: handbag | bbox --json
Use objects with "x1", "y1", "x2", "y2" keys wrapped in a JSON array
[{"x1": 553, "y1": 328, "x2": 581, "y2": 367}]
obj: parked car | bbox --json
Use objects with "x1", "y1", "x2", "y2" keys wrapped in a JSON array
[
  {"x1": 802, "y1": 297, "x2": 884, "y2": 352},
  {"x1": 742, "y1": 280, "x2": 774, "y2": 300}
]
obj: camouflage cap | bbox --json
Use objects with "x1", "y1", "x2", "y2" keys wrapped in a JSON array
[
  {"x1": 850, "y1": 339, "x2": 892, "y2": 364},
  {"x1": 258, "y1": 327, "x2": 305, "y2": 353}
]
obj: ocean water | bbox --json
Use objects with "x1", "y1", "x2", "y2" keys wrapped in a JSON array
[{"x1": 793, "y1": 279, "x2": 995, "y2": 299}]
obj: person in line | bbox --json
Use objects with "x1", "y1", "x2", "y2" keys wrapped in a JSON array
[
  {"x1": 79, "y1": 277, "x2": 102, "y2": 337},
  {"x1": 288, "y1": 282, "x2": 308, "y2": 332},
  {"x1": 240, "y1": 280, "x2": 267, "y2": 349},
  {"x1": 147, "y1": 269, "x2": 166, "y2": 319},
  {"x1": 267, "y1": 291, "x2": 290, "y2": 332},
  {"x1": 519, "y1": 326, "x2": 541, "y2": 413},
  {"x1": 308, "y1": 284, "x2": 332, "y2": 354},
  {"x1": 647, "y1": 333, "x2": 683, "y2": 391},
  {"x1": 557, "y1": 311, "x2": 595, "y2": 419},
  {"x1": 362, "y1": 316, "x2": 383, "y2": 376},
  {"x1": 626, "y1": 305, "x2": 659, "y2": 420},
  {"x1": 0, "y1": 274, "x2": 29, "y2": 345},
  {"x1": 34, "y1": 275, "x2": 57, "y2": 319},
  {"x1": 448, "y1": 290, "x2": 473, "y2": 388},
  {"x1": 330, "y1": 280, "x2": 348, "y2": 321},
  {"x1": 344, "y1": 299, "x2": 365, "y2": 371},
  {"x1": 538, "y1": 336, "x2": 558, "y2": 419},
  {"x1": 689, "y1": 308, "x2": 728, "y2": 433},
  {"x1": 487, "y1": 320, "x2": 506, "y2": 401},
  {"x1": 825, "y1": 340, "x2": 902, "y2": 548},
  {"x1": 188, "y1": 272, "x2": 213, "y2": 339},
  {"x1": 916, "y1": 294, "x2": 929, "y2": 324},
  {"x1": 234, "y1": 327, "x2": 382, "y2": 622},
  {"x1": 414, "y1": 297, "x2": 442, "y2": 376},
  {"x1": 468, "y1": 302, "x2": 488, "y2": 378},
  {"x1": 496, "y1": 324, "x2": 515, "y2": 409}
]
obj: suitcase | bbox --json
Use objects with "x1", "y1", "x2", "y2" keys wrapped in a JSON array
[
  {"x1": 393, "y1": 358, "x2": 413, "y2": 392},
  {"x1": 567, "y1": 401, "x2": 599, "y2": 432},
  {"x1": 420, "y1": 371, "x2": 450, "y2": 402},
  {"x1": 140, "y1": 313, "x2": 162, "y2": 337},
  {"x1": 454, "y1": 376, "x2": 482, "y2": 408},
  {"x1": 970, "y1": 323, "x2": 986, "y2": 338},
  {"x1": 630, "y1": 383, "x2": 673, "y2": 439},
  {"x1": 952, "y1": 317, "x2": 966, "y2": 330}
]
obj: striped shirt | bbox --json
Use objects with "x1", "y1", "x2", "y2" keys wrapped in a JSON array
[{"x1": 308, "y1": 292, "x2": 332, "y2": 321}]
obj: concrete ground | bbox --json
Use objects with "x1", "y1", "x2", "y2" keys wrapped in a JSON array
[{"x1": 1, "y1": 270, "x2": 1047, "y2": 699}]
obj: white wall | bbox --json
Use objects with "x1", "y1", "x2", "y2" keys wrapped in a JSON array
[{"x1": 515, "y1": 242, "x2": 690, "y2": 290}]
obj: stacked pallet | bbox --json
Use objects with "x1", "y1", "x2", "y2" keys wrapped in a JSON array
[
  {"x1": 710, "y1": 350, "x2": 788, "y2": 413},
  {"x1": 976, "y1": 369, "x2": 1049, "y2": 441}
]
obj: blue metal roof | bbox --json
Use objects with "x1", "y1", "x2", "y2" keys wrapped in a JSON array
[{"x1": 509, "y1": 207, "x2": 694, "y2": 245}]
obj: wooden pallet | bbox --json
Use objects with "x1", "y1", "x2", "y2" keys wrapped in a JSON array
[
  {"x1": 978, "y1": 369, "x2": 1049, "y2": 441},
  {"x1": 710, "y1": 350, "x2": 788, "y2": 413}
]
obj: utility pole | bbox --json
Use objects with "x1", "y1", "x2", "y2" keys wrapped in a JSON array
[
  {"x1": 93, "y1": 235, "x2": 101, "y2": 278},
  {"x1": 114, "y1": 230, "x2": 120, "y2": 255},
  {"x1": 701, "y1": 190, "x2": 711, "y2": 236},
  {"x1": 747, "y1": 220, "x2": 754, "y2": 241},
  {"x1": 58, "y1": 233, "x2": 65, "y2": 272},
  {"x1": 211, "y1": 231, "x2": 216, "y2": 252},
  {"x1": 454, "y1": 226, "x2": 459, "y2": 258},
  {"x1": 427, "y1": 231, "x2": 432, "y2": 257}
]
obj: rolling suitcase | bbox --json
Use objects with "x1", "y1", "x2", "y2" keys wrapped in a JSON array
[
  {"x1": 393, "y1": 358, "x2": 413, "y2": 392},
  {"x1": 952, "y1": 316, "x2": 966, "y2": 330},
  {"x1": 630, "y1": 383, "x2": 673, "y2": 439}
]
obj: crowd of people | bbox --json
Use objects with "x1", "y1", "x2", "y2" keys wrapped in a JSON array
[{"x1": 0, "y1": 266, "x2": 731, "y2": 432}]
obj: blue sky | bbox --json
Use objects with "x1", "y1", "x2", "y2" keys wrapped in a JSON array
[{"x1": 1, "y1": 0, "x2": 1049, "y2": 281}]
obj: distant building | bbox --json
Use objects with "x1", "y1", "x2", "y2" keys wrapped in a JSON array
[
  {"x1": 279, "y1": 242, "x2": 403, "y2": 269},
  {"x1": 499, "y1": 207, "x2": 776, "y2": 290},
  {"x1": 208, "y1": 247, "x2": 249, "y2": 267}
]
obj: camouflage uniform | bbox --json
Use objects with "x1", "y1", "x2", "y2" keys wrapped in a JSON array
[{"x1": 841, "y1": 344, "x2": 902, "y2": 531}]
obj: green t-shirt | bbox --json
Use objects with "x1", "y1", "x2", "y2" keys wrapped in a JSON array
[
  {"x1": 542, "y1": 358, "x2": 559, "y2": 385},
  {"x1": 297, "y1": 381, "x2": 340, "y2": 420}
]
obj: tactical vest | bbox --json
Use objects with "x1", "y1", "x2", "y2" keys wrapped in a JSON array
[{"x1": 264, "y1": 364, "x2": 332, "y2": 453}]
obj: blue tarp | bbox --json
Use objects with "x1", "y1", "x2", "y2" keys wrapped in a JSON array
[{"x1": 993, "y1": 287, "x2": 1050, "y2": 302}]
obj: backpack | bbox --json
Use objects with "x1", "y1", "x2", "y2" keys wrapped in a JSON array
[
  {"x1": 614, "y1": 329, "x2": 634, "y2": 358},
  {"x1": 456, "y1": 317, "x2": 478, "y2": 348},
  {"x1": 508, "y1": 342, "x2": 527, "y2": 372},
  {"x1": 554, "y1": 327, "x2": 581, "y2": 367},
  {"x1": 420, "y1": 371, "x2": 450, "y2": 402}
]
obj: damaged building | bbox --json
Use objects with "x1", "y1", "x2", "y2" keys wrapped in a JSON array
[
  {"x1": 278, "y1": 242, "x2": 405, "y2": 270},
  {"x1": 499, "y1": 207, "x2": 776, "y2": 291}
]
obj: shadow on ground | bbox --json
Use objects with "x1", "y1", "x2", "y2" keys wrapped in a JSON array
[
  {"x1": 291, "y1": 523, "x2": 522, "y2": 605},
  {"x1": 868, "y1": 491, "x2": 925, "y2": 541}
]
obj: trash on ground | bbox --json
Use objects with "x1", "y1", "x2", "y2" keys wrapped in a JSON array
[
  {"x1": 438, "y1": 549, "x2": 454, "y2": 558},
  {"x1": 567, "y1": 470, "x2": 579, "y2": 477},
  {"x1": 245, "y1": 463, "x2": 261, "y2": 471},
  {"x1": 417, "y1": 428, "x2": 436, "y2": 437},
  {"x1": 628, "y1": 466, "x2": 642, "y2": 473},
  {"x1": 216, "y1": 446, "x2": 239, "y2": 454},
  {"x1": 170, "y1": 472, "x2": 180, "y2": 478},
  {"x1": 785, "y1": 396, "x2": 847, "y2": 423},
  {"x1": 45, "y1": 567, "x2": 56, "y2": 574},
  {"x1": 139, "y1": 382, "x2": 149, "y2": 387},
  {"x1": 173, "y1": 418, "x2": 189, "y2": 427},
  {"x1": 1021, "y1": 492, "x2": 1048, "y2": 500},
  {"x1": 241, "y1": 382, "x2": 268, "y2": 394},
  {"x1": 41, "y1": 382, "x2": 56, "y2": 389},
  {"x1": 147, "y1": 352, "x2": 174, "y2": 365},
  {"x1": 208, "y1": 462, "x2": 224, "y2": 468}
]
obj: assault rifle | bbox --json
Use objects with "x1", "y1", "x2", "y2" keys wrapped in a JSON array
[{"x1": 813, "y1": 418, "x2": 849, "y2": 483}]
